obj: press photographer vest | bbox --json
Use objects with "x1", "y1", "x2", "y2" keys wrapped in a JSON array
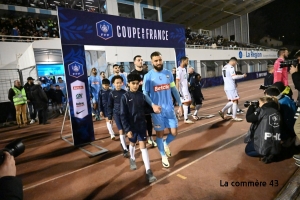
[
  {"x1": 12, "y1": 87, "x2": 27, "y2": 105},
  {"x1": 252, "y1": 107, "x2": 281, "y2": 156}
]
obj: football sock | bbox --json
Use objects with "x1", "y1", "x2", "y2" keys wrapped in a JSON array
[
  {"x1": 232, "y1": 103, "x2": 237, "y2": 118},
  {"x1": 183, "y1": 104, "x2": 189, "y2": 120},
  {"x1": 106, "y1": 122, "x2": 114, "y2": 135},
  {"x1": 120, "y1": 135, "x2": 128, "y2": 151},
  {"x1": 156, "y1": 137, "x2": 166, "y2": 156},
  {"x1": 129, "y1": 144, "x2": 135, "y2": 160},
  {"x1": 222, "y1": 101, "x2": 233, "y2": 112},
  {"x1": 141, "y1": 148, "x2": 150, "y2": 171},
  {"x1": 193, "y1": 104, "x2": 202, "y2": 116},
  {"x1": 227, "y1": 107, "x2": 231, "y2": 114},
  {"x1": 165, "y1": 133, "x2": 175, "y2": 145}
]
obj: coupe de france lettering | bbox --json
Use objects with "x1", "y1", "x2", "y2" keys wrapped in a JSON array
[
  {"x1": 116, "y1": 26, "x2": 169, "y2": 40},
  {"x1": 71, "y1": 80, "x2": 88, "y2": 119}
]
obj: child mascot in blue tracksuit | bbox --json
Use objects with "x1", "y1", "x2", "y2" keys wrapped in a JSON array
[
  {"x1": 98, "y1": 78, "x2": 115, "y2": 139},
  {"x1": 120, "y1": 73, "x2": 157, "y2": 183},
  {"x1": 107, "y1": 75, "x2": 128, "y2": 157}
]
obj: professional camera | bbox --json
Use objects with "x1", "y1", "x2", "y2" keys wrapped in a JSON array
[
  {"x1": 259, "y1": 85, "x2": 271, "y2": 90},
  {"x1": 244, "y1": 100, "x2": 259, "y2": 108},
  {"x1": 0, "y1": 139, "x2": 25, "y2": 165},
  {"x1": 280, "y1": 59, "x2": 298, "y2": 68}
]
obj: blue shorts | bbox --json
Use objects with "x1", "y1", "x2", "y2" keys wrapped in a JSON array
[
  {"x1": 151, "y1": 110, "x2": 178, "y2": 131},
  {"x1": 128, "y1": 129, "x2": 147, "y2": 143},
  {"x1": 113, "y1": 114, "x2": 123, "y2": 130}
]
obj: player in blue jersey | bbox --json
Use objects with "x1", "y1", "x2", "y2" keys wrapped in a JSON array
[
  {"x1": 142, "y1": 51, "x2": 183, "y2": 168},
  {"x1": 88, "y1": 67, "x2": 102, "y2": 121},
  {"x1": 108, "y1": 64, "x2": 127, "y2": 90}
]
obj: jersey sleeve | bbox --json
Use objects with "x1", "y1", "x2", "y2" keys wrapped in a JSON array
[
  {"x1": 229, "y1": 67, "x2": 236, "y2": 76},
  {"x1": 142, "y1": 73, "x2": 150, "y2": 94}
]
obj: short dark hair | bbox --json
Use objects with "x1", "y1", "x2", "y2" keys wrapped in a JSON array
[
  {"x1": 150, "y1": 51, "x2": 161, "y2": 59},
  {"x1": 112, "y1": 64, "x2": 119, "y2": 68},
  {"x1": 278, "y1": 47, "x2": 288, "y2": 56},
  {"x1": 111, "y1": 75, "x2": 123, "y2": 83},
  {"x1": 100, "y1": 71, "x2": 105, "y2": 75},
  {"x1": 127, "y1": 73, "x2": 141, "y2": 83},
  {"x1": 58, "y1": 77, "x2": 62, "y2": 79},
  {"x1": 180, "y1": 56, "x2": 188, "y2": 63},
  {"x1": 102, "y1": 78, "x2": 110, "y2": 85},
  {"x1": 55, "y1": 85, "x2": 59, "y2": 87},
  {"x1": 265, "y1": 87, "x2": 280, "y2": 96},
  {"x1": 133, "y1": 55, "x2": 141, "y2": 61},
  {"x1": 229, "y1": 57, "x2": 238, "y2": 62}
]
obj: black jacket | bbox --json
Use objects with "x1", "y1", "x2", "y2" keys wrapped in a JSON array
[
  {"x1": 23, "y1": 82, "x2": 34, "y2": 101},
  {"x1": 30, "y1": 85, "x2": 48, "y2": 110},
  {"x1": 107, "y1": 89, "x2": 126, "y2": 120},
  {"x1": 120, "y1": 91, "x2": 150, "y2": 133},
  {"x1": 0, "y1": 176, "x2": 23, "y2": 200},
  {"x1": 98, "y1": 88, "x2": 111, "y2": 113},
  {"x1": 264, "y1": 73, "x2": 274, "y2": 86},
  {"x1": 245, "y1": 102, "x2": 281, "y2": 156},
  {"x1": 292, "y1": 71, "x2": 300, "y2": 103}
]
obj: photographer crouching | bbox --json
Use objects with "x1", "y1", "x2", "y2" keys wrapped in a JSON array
[
  {"x1": 244, "y1": 97, "x2": 281, "y2": 163},
  {"x1": 290, "y1": 50, "x2": 300, "y2": 166}
]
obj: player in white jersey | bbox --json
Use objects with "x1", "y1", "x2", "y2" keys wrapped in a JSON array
[
  {"x1": 176, "y1": 56, "x2": 194, "y2": 123},
  {"x1": 218, "y1": 57, "x2": 247, "y2": 121}
]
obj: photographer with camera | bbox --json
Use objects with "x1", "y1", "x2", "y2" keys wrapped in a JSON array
[
  {"x1": 290, "y1": 50, "x2": 300, "y2": 165},
  {"x1": 274, "y1": 47, "x2": 289, "y2": 86},
  {"x1": 244, "y1": 97, "x2": 281, "y2": 163},
  {"x1": 265, "y1": 86, "x2": 296, "y2": 145},
  {"x1": 0, "y1": 152, "x2": 23, "y2": 200}
]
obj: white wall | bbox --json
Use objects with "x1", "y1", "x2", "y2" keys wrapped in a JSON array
[
  {"x1": 32, "y1": 38, "x2": 62, "y2": 49},
  {"x1": 18, "y1": 44, "x2": 36, "y2": 69},
  {"x1": 0, "y1": 42, "x2": 32, "y2": 69}
]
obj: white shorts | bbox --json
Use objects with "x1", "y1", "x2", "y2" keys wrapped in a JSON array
[
  {"x1": 180, "y1": 89, "x2": 191, "y2": 103},
  {"x1": 225, "y1": 89, "x2": 239, "y2": 101}
]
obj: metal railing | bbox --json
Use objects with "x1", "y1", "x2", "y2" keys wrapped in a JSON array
[
  {"x1": 185, "y1": 44, "x2": 278, "y2": 52},
  {"x1": 0, "y1": 35, "x2": 56, "y2": 42}
]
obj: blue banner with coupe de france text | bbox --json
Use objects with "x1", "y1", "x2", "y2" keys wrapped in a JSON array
[
  {"x1": 58, "y1": 7, "x2": 186, "y2": 146},
  {"x1": 57, "y1": 7, "x2": 186, "y2": 49}
]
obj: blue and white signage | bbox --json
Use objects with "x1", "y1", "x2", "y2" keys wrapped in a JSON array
[
  {"x1": 238, "y1": 50, "x2": 277, "y2": 59},
  {"x1": 96, "y1": 20, "x2": 113, "y2": 40},
  {"x1": 71, "y1": 80, "x2": 88, "y2": 119},
  {"x1": 68, "y1": 61, "x2": 84, "y2": 78}
]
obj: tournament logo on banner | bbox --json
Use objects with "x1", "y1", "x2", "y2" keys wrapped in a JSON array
[
  {"x1": 71, "y1": 80, "x2": 88, "y2": 119},
  {"x1": 68, "y1": 61, "x2": 84, "y2": 78},
  {"x1": 96, "y1": 20, "x2": 113, "y2": 40}
]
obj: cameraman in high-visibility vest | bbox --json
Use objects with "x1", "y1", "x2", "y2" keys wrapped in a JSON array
[{"x1": 8, "y1": 80, "x2": 27, "y2": 128}]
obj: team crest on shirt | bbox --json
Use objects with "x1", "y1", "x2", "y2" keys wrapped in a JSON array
[
  {"x1": 140, "y1": 74, "x2": 143, "y2": 78},
  {"x1": 159, "y1": 76, "x2": 162, "y2": 80},
  {"x1": 166, "y1": 75, "x2": 170, "y2": 79}
]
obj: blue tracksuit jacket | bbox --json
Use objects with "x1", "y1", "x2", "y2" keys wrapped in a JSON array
[{"x1": 107, "y1": 89, "x2": 127, "y2": 120}]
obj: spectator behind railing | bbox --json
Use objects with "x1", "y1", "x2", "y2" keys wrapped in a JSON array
[{"x1": 0, "y1": 14, "x2": 59, "y2": 41}]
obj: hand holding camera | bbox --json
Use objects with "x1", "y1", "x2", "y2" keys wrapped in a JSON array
[
  {"x1": 289, "y1": 64, "x2": 298, "y2": 74},
  {"x1": 0, "y1": 152, "x2": 16, "y2": 178}
]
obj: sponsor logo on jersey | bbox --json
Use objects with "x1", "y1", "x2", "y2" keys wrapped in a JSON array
[{"x1": 154, "y1": 84, "x2": 170, "y2": 92}]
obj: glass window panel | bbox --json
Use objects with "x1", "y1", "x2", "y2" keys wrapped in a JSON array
[
  {"x1": 143, "y1": 8, "x2": 158, "y2": 21},
  {"x1": 118, "y1": 3, "x2": 135, "y2": 18}
]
